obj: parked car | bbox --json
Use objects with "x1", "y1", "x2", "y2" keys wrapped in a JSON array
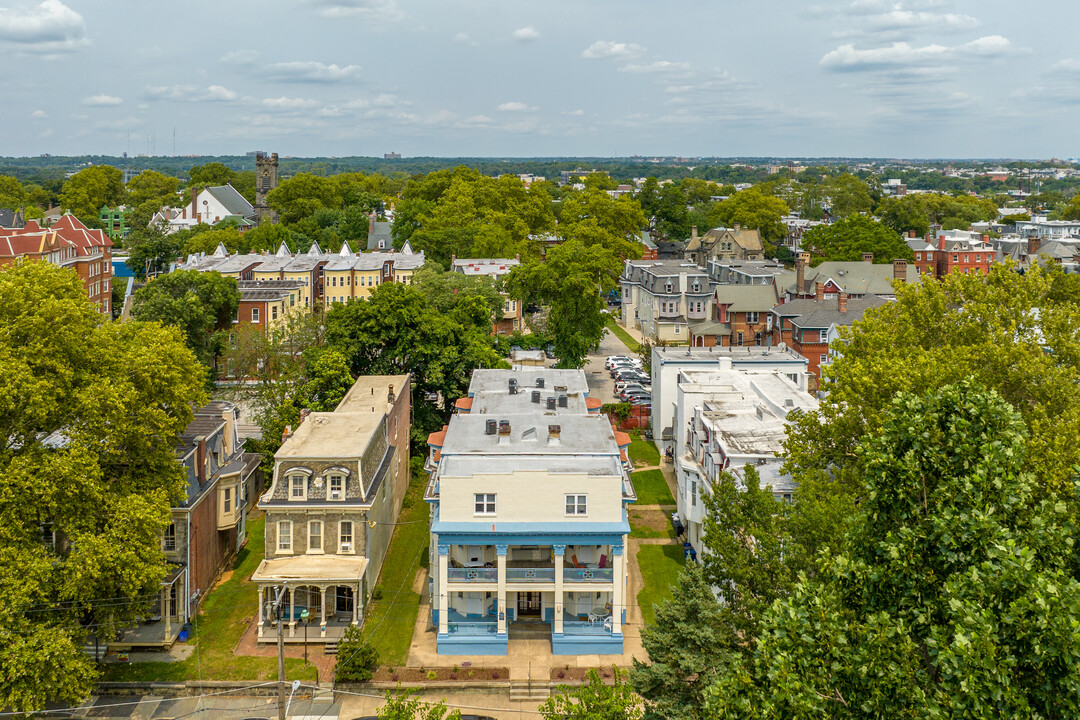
[
  {"x1": 622, "y1": 390, "x2": 651, "y2": 402},
  {"x1": 606, "y1": 355, "x2": 632, "y2": 367},
  {"x1": 615, "y1": 380, "x2": 647, "y2": 393},
  {"x1": 629, "y1": 398, "x2": 652, "y2": 409},
  {"x1": 618, "y1": 385, "x2": 647, "y2": 399},
  {"x1": 614, "y1": 368, "x2": 645, "y2": 381}
]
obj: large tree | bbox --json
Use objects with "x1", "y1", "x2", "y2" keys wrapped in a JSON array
[
  {"x1": 0, "y1": 261, "x2": 206, "y2": 711},
  {"x1": 800, "y1": 215, "x2": 912, "y2": 265},
  {"x1": 706, "y1": 382, "x2": 1080, "y2": 718},
  {"x1": 59, "y1": 165, "x2": 126, "y2": 226},
  {"x1": 506, "y1": 240, "x2": 621, "y2": 367},
  {"x1": 559, "y1": 186, "x2": 647, "y2": 258},
  {"x1": 131, "y1": 269, "x2": 240, "y2": 371}
]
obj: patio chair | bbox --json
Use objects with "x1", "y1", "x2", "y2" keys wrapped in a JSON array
[{"x1": 599, "y1": 554, "x2": 608, "y2": 568}]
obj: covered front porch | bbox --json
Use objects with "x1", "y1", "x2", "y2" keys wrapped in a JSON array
[
  {"x1": 251, "y1": 555, "x2": 369, "y2": 643},
  {"x1": 113, "y1": 564, "x2": 188, "y2": 649}
]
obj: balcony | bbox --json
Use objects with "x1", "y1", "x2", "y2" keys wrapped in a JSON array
[
  {"x1": 506, "y1": 567, "x2": 555, "y2": 582},
  {"x1": 447, "y1": 621, "x2": 498, "y2": 636},
  {"x1": 447, "y1": 567, "x2": 497, "y2": 582},
  {"x1": 563, "y1": 567, "x2": 614, "y2": 583}
]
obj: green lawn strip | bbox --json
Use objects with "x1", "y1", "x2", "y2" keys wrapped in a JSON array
[
  {"x1": 359, "y1": 469, "x2": 430, "y2": 666},
  {"x1": 605, "y1": 316, "x2": 641, "y2": 354},
  {"x1": 635, "y1": 544, "x2": 686, "y2": 626},
  {"x1": 628, "y1": 432, "x2": 660, "y2": 467},
  {"x1": 629, "y1": 511, "x2": 675, "y2": 540},
  {"x1": 631, "y1": 469, "x2": 675, "y2": 506},
  {"x1": 100, "y1": 515, "x2": 316, "y2": 682}
]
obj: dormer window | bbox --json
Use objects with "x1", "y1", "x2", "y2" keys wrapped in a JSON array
[
  {"x1": 329, "y1": 475, "x2": 344, "y2": 500},
  {"x1": 290, "y1": 475, "x2": 307, "y2": 500},
  {"x1": 665, "y1": 282, "x2": 674, "y2": 293}
]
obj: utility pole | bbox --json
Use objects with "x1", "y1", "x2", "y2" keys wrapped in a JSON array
[{"x1": 274, "y1": 583, "x2": 287, "y2": 720}]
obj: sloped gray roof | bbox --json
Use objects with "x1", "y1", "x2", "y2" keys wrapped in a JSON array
[
  {"x1": 206, "y1": 184, "x2": 255, "y2": 218},
  {"x1": 774, "y1": 295, "x2": 887, "y2": 329},
  {"x1": 714, "y1": 284, "x2": 779, "y2": 311}
]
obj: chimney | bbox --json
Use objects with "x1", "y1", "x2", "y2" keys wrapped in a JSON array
[
  {"x1": 938, "y1": 233, "x2": 946, "y2": 252},
  {"x1": 837, "y1": 291, "x2": 848, "y2": 314},
  {"x1": 1028, "y1": 237, "x2": 1042, "y2": 256},
  {"x1": 191, "y1": 188, "x2": 198, "y2": 221},
  {"x1": 546, "y1": 396, "x2": 556, "y2": 410},
  {"x1": 531, "y1": 390, "x2": 541, "y2": 403},
  {"x1": 982, "y1": 235, "x2": 990, "y2": 243},
  {"x1": 196, "y1": 437, "x2": 207, "y2": 483},
  {"x1": 691, "y1": 226, "x2": 698, "y2": 240},
  {"x1": 734, "y1": 223, "x2": 741, "y2": 231},
  {"x1": 892, "y1": 259, "x2": 907, "y2": 282},
  {"x1": 281, "y1": 425, "x2": 292, "y2": 444},
  {"x1": 369, "y1": 211, "x2": 376, "y2": 235},
  {"x1": 815, "y1": 282, "x2": 824, "y2": 302},
  {"x1": 796, "y1": 252, "x2": 809, "y2": 293},
  {"x1": 451, "y1": 254, "x2": 457, "y2": 266},
  {"x1": 862, "y1": 252, "x2": 873, "y2": 263},
  {"x1": 515, "y1": 253, "x2": 520, "y2": 262},
  {"x1": 299, "y1": 408, "x2": 310, "y2": 424},
  {"x1": 387, "y1": 384, "x2": 395, "y2": 404},
  {"x1": 485, "y1": 419, "x2": 497, "y2": 435},
  {"x1": 909, "y1": 230, "x2": 916, "y2": 238}
]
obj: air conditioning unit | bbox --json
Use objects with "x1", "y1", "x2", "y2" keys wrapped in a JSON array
[{"x1": 341, "y1": 542, "x2": 353, "y2": 552}]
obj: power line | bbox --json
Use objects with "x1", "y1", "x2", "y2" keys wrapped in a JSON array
[{"x1": 0, "y1": 682, "x2": 278, "y2": 718}]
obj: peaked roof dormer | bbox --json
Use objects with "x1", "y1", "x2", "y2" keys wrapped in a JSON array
[
  {"x1": 400, "y1": 239, "x2": 414, "y2": 255},
  {"x1": 276, "y1": 241, "x2": 291, "y2": 258},
  {"x1": 339, "y1": 240, "x2": 353, "y2": 256},
  {"x1": 213, "y1": 243, "x2": 229, "y2": 258},
  {"x1": 307, "y1": 239, "x2": 323, "y2": 257}
]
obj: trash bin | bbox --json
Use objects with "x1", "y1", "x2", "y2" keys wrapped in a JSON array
[
  {"x1": 688, "y1": 548, "x2": 697, "y2": 562},
  {"x1": 178, "y1": 621, "x2": 192, "y2": 642}
]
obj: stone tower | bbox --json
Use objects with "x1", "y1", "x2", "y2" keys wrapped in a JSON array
[{"x1": 254, "y1": 152, "x2": 279, "y2": 224}]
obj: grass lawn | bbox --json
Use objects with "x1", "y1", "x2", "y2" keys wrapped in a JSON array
[
  {"x1": 631, "y1": 469, "x2": 676, "y2": 506},
  {"x1": 629, "y1": 507, "x2": 676, "y2": 540},
  {"x1": 635, "y1": 544, "x2": 685, "y2": 626},
  {"x1": 628, "y1": 432, "x2": 660, "y2": 467},
  {"x1": 360, "y1": 467, "x2": 430, "y2": 666},
  {"x1": 100, "y1": 515, "x2": 317, "y2": 682},
  {"x1": 605, "y1": 315, "x2": 641, "y2": 354}
]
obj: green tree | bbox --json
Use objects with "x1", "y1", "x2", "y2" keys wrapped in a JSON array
[
  {"x1": 707, "y1": 188, "x2": 789, "y2": 255},
  {"x1": 1054, "y1": 194, "x2": 1080, "y2": 220},
  {"x1": 800, "y1": 215, "x2": 912, "y2": 265},
  {"x1": 706, "y1": 381, "x2": 1080, "y2": 718},
  {"x1": 542, "y1": 667, "x2": 642, "y2": 720},
  {"x1": 187, "y1": 162, "x2": 237, "y2": 187},
  {"x1": 0, "y1": 175, "x2": 27, "y2": 209},
  {"x1": 59, "y1": 165, "x2": 126, "y2": 225},
  {"x1": 267, "y1": 172, "x2": 344, "y2": 225},
  {"x1": 124, "y1": 222, "x2": 186, "y2": 278},
  {"x1": 333, "y1": 625, "x2": 379, "y2": 683},
  {"x1": 0, "y1": 261, "x2": 206, "y2": 712},
  {"x1": 183, "y1": 227, "x2": 243, "y2": 255},
  {"x1": 377, "y1": 690, "x2": 461, "y2": 720},
  {"x1": 559, "y1": 187, "x2": 647, "y2": 257},
  {"x1": 410, "y1": 265, "x2": 505, "y2": 324},
  {"x1": 131, "y1": 270, "x2": 239, "y2": 371},
  {"x1": 506, "y1": 240, "x2": 620, "y2": 367},
  {"x1": 823, "y1": 173, "x2": 875, "y2": 218},
  {"x1": 126, "y1": 170, "x2": 180, "y2": 209}
]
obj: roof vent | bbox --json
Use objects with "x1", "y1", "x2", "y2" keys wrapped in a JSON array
[
  {"x1": 548, "y1": 424, "x2": 562, "y2": 444},
  {"x1": 531, "y1": 390, "x2": 541, "y2": 404},
  {"x1": 557, "y1": 394, "x2": 568, "y2": 408},
  {"x1": 485, "y1": 419, "x2": 497, "y2": 435},
  {"x1": 784, "y1": 398, "x2": 795, "y2": 407},
  {"x1": 546, "y1": 397, "x2": 556, "y2": 410},
  {"x1": 536, "y1": 377, "x2": 545, "y2": 388}
]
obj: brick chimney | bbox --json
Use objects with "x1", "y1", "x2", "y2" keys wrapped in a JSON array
[
  {"x1": 837, "y1": 291, "x2": 848, "y2": 314},
  {"x1": 796, "y1": 252, "x2": 809, "y2": 293},
  {"x1": 387, "y1": 384, "x2": 395, "y2": 404},
  {"x1": 369, "y1": 211, "x2": 376, "y2": 236},
  {"x1": 196, "y1": 437, "x2": 207, "y2": 483},
  {"x1": 909, "y1": 230, "x2": 916, "y2": 238},
  {"x1": 1028, "y1": 237, "x2": 1042, "y2": 256},
  {"x1": 299, "y1": 408, "x2": 310, "y2": 424},
  {"x1": 815, "y1": 282, "x2": 824, "y2": 302},
  {"x1": 938, "y1": 233, "x2": 946, "y2": 252},
  {"x1": 862, "y1": 252, "x2": 873, "y2": 263},
  {"x1": 892, "y1": 259, "x2": 907, "y2": 282},
  {"x1": 691, "y1": 226, "x2": 698, "y2": 240},
  {"x1": 191, "y1": 188, "x2": 198, "y2": 221},
  {"x1": 281, "y1": 424, "x2": 292, "y2": 443}
]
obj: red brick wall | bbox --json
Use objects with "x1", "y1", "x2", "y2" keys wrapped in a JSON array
[{"x1": 188, "y1": 488, "x2": 231, "y2": 598}]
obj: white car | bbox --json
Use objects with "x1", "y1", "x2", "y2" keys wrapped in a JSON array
[{"x1": 605, "y1": 355, "x2": 633, "y2": 368}]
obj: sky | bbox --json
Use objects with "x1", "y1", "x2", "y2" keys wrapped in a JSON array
[{"x1": 1, "y1": 0, "x2": 1077, "y2": 159}]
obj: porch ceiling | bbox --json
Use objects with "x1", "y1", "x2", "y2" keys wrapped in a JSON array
[{"x1": 251, "y1": 555, "x2": 368, "y2": 583}]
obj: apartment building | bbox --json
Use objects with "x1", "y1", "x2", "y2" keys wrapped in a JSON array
[
  {"x1": 450, "y1": 257, "x2": 522, "y2": 335},
  {"x1": 620, "y1": 258, "x2": 713, "y2": 342},
  {"x1": 425, "y1": 368, "x2": 634, "y2": 655}
]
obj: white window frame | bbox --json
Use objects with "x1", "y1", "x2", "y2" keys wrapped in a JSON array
[
  {"x1": 290, "y1": 475, "x2": 307, "y2": 500},
  {"x1": 251, "y1": 307, "x2": 260, "y2": 323},
  {"x1": 278, "y1": 520, "x2": 292, "y2": 552},
  {"x1": 328, "y1": 474, "x2": 345, "y2": 501},
  {"x1": 339, "y1": 521, "x2": 354, "y2": 553},
  {"x1": 746, "y1": 311, "x2": 759, "y2": 324},
  {"x1": 308, "y1": 520, "x2": 323, "y2": 553},
  {"x1": 223, "y1": 486, "x2": 232, "y2": 514},
  {"x1": 163, "y1": 523, "x2": 176, "y2": 551},
  {"x1": 474, "y1": 493, "x2": 496, "y2": 516},
  {"x1": 565, "y1": 494, "x2": 588, "y2": 516}
]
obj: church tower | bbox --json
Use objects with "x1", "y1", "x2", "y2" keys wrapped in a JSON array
[{"x1": 255, "y1": 152, "x2": 279, "y2": 224}]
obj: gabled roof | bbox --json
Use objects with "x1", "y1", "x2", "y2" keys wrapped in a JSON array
[
  {"x1": 339, "y1": 240, "x2": 353, "y2": 256},
  {"x1": 204, "y1": 184, "x2": 254, "y2": 218},
  {"x1": 787, "y1": 261, "x2": 915, "y2": 296},
  {"x1": 774, "y1": 295, "x2": 888, "y2": 329},
  {"x1": 714, "y1": 284, "x2": 779, "y2": 312},
  {"x1": 307, "y1": 240, "x2": 324, "y2": 257},
  {"x1": 275, "y1": 241, "x2": 291, "y2": 258}
]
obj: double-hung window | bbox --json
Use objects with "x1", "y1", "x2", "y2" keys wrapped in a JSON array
[
  {"x1": 278, "y1": 521, "x2": 292, "y2": 552},
  {"x1": 290, "y1": 475, "x2": 306, "y2": 500},
  {"x1": 474, "y1": 493, "x2": 496, "y2": 515},
  {"x1": 746, "y1": 311, "x2": 759, "y2": 324},
  {"x1": 163, "y1": 523, "x2": 176, "y2": 551},
  {"x1": 340, "y1": 521, "x2": 354, "y2": 552},
  {"x1": 252, "y1": 307, "x2": 260, "y2": 323},
  {"x1": 328, "y1": 474, "x2": 344, "y2": 500},
  {"x1": 308, "y1": 521, "x2": 322, "y2": 552},
  {"x1": 565, "y1": 494, "x2": 587, "y2": 515},
  {"x1": 223, "y1": 487, "x2": 232, "y2": 514}
]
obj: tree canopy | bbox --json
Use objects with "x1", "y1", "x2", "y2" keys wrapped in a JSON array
[
  {"x1": 59, "y1": 165, "x2": 126, "y2": 226},
  {"x1": 801, "y1": 215, "x2": 913, "y2": 266},
  {"x1": 707, "y1": 188, "x2": 789, "y2": 255},
  {"x1": 0, "y1": 261, "x2": 206, "y2": 712}
]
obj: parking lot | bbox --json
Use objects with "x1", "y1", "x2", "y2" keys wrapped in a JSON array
[{"x1": 582, "y1": 329, "x2": 644, "y2": 403}]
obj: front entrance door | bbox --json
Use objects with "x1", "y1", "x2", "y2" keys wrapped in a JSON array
[
  {"x1": 517, "y1": 592, "x2": 541, "y2": 617},
  {"x1": 336, "y1": 586, "x2": 354, "y2": 614}
]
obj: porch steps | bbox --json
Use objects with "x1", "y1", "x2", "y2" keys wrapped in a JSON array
[
  {"x1": 508, "y1": 621, "x2": 550, "y2": 639},
  {"x1": 324, "y1": 641, "x2": 339, "y2": 655},
  {"x1": 509, "y1": 678, "x2": 551, "y2": 701}
]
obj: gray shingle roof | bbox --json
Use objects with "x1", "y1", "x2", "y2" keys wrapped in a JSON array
[{"x1": 206, "y1": 185, "x2": 255, "y2": 218}]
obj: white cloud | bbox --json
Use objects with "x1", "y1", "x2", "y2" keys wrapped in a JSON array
[
  {"x1": 220, "y1": 49, "x2": 260, "y2": 65},
  {"x1": 461, "y1": 114, "x2": 493, "y2": 125},
  {"x1": 82, "y1": 94, "x2": 122, "y2": 106},
  {"x1": 961, "y1": 35, "x2": 1011, "y2": 56},
  {"x1": 619, "y1": 60, "x2": 690, "y2": 74},
  {"x1": 497, "y1": 101, "x2": 536, "y2": 112},
  {"x1": 0, "y1": 0, "x2": 87, "y2": 51},
  {"x1": 564, "y1": 109, "x2": 585, "y2": 116},
  {"x1": 262, "y1": 97, "x2": 320, "y2": 110},
  {"x1": 146, "y1": 85, "x2": 239, "y2": 103},
  {"x1": 30, "y1": 109, "x2": 47, "y2": 118},
  {"x1": 512, "y1": 26, "x2": 539, "y2": 42},
  {"x1": 453, "y1": 31, "x2": 476, "y2": 45},
  {"x1": 1053, "y1": 58, "x2": 1080, "y2": 72},
  {"x1": 820, "y1": 36, "x2": 1013, "y2": 70},
  {"x1": 345, "y1": 93, "x2": 403, "y2": 110},
  {"x1": 581, "y1": 40, "x2": 644, "y2": 60},
  {"x1": 304, "y1": 0, "x2": 402, "y2": 21},
  {"x1": 265, "y1": 61, "x2": 362, "y2": 83},
  {"x1": 871, "y1": 9, "x2": 978, "y2": 31}
]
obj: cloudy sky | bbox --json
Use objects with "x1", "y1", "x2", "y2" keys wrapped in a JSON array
[{"x1": 1, "y1": 0, "x2": 1077, "y2": 158}]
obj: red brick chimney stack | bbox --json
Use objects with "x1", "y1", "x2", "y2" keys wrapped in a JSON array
[
  {"x1": 815, "y1": 282, "x2": 824, "y2": 302},
  {"x1": 837, "y1": 291, "x2": 848, "y2": 314}
]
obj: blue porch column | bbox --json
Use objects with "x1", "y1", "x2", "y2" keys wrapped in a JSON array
[
  {"x1": 437, "y1": 544, "x2": 449, "y2": 635},
  {"x1": 552, "y1": 544, "x2": 566, "y2": 634},
  {"x1": 496, "y1": 544, "x2": 508, "y2": 634},
  {"x1": 612, "y1": 542, "x2": 624, "y2": 635}
]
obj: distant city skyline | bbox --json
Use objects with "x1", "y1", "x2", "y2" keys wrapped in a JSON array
[{"x1": 1, "y1": 0, "x2": 1077, "y2": 159}]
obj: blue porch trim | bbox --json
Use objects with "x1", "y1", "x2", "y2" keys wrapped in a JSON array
[
  {"x1": 437, "y1": 631, "x2": 508, "y2": 656},
  {"x1": 551, "y1": 633, "x2": 624, "y2": 655}
]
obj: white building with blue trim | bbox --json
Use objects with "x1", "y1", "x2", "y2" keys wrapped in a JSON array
[{"x1": 425, "y1": 369, "x2": 634, "y2": 655}]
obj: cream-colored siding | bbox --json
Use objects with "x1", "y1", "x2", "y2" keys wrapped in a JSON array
[{"x1": 439, "y1": 470, "x2": 624, "y2": 523}]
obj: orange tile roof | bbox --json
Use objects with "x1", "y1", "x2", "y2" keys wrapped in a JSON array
[
  {"x1": 585, "y1": 397, "x2": 603, "y2": 409},
  {"x1": 427, "y1": 425, "x2": 448, "y2": 447},
  {"x1": 455, "y1": 397, "x2": 473, "y2": 410},
  {"x1": 614, "y1": 431, "x2": 631, "y2": 448}
]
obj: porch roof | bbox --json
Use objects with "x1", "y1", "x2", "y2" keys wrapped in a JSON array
[{"x1": 251, "y1": 555, "x2": 369, "y2": 584}]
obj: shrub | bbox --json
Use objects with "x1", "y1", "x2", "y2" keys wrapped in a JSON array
[
  {"x1": 427, "y1": 670, "x2": 438, "y2": 680},
  {"x1": 333, "y1": 625, "x2": 379, "y2": 683}
]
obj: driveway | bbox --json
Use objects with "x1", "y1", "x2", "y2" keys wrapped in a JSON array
[{"x1": 583, "y1": 329, "x2": 639, "y2": 404}]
